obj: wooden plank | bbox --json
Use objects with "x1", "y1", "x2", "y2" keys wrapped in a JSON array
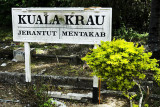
[
  {"x1": 92, "y1": 45, "x2": 99, "y2": 103},
  {"x1": 24, "y1": 42, "x2": 31, "y2": 82}
]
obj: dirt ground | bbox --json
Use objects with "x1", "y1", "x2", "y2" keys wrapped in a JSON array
[
  {"x1": 0, "y1": 42, "x2": 93, "y2": 77},
  {"x1": 0, "y1": 42, "x2": 129, "y2": 107},
  {"x1": 0, "y1": 57, "x2": 92, "y2": 77},
  {"x1": 0, "y1": 83, "x2": 129, "y2": 107}
]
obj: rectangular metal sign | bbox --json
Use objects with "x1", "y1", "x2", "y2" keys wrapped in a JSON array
[{"x1": 12, "y1": 8, "x2": 112, "y2": 44}]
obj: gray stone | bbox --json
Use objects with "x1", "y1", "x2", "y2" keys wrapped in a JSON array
[
  {"x1": 12, "y1": 58, "x2": 18, "y2": 62},
  {"x1": 13, "y1": 48, "x2": 25, "y2": 62},
  {"x1": 52, "y1": 99, "x2": 66, "y2": 107},
  {"x1": 1, "y1": 63, "x2": 7, "y2": 67}
]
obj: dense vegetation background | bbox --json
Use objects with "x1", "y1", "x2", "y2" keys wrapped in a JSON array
[{"x1": 0, "y1": 0, "x2": 151, "y2": 35}]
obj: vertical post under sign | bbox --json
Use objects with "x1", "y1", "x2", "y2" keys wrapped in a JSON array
[
  {"x1": 24, "y1": 42, "x2": 31, "y2": 82},
  {"x1": 93, "y1": 45, "x2": 99, "y2": 103}
]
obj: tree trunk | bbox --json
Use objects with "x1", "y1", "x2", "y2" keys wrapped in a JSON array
[{"x1": 148, "y1": 0, "x2": 160, "y2": 59}]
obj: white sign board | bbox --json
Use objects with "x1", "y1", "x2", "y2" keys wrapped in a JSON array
[{"x1": 12, "y1": 8, "x2": 112, "y2": 44}]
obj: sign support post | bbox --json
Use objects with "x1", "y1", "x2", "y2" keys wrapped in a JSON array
[
  {"x1": 24, "y1": 42, "x2": 31, "y2": 82},
  {"x1": 92, "y1": 45, "x2": 99, "y2": 103},
  {"x1": 93, "y1": 75, "x2": 99, "y2": 103}
]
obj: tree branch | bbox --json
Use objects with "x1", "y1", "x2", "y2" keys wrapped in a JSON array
[{"x1": 133, "y1": 80, "x2": 143, "y2": 107}]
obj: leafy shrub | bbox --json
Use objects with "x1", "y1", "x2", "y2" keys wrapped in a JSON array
[
  {"x1": 82, "y1": 39, "x2": 160, "y2": 106},
  {"x1": 82, "y1": 39, "x2": 159, "y2": 91}
]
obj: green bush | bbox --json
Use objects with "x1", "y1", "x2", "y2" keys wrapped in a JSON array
[
  {"x1": 82, "y1": 39, "x2": 160, "y2": 91},
  {"x1": 82, "y1": 39, "x2": 160, "y2": 106}
]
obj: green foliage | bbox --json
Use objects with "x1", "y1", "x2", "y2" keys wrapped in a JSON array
[
  {"x1": 33, "y1": 84, "x2": 50, "y2": 106},
  {"x1": 82, "y1": 39, "x2": 160, "y2": 92},
  {"x1": 0, "y1": 28, "x2": 12, "y2": 41},
  {"x1": 40, "y1": 98, "x2": 55, "y2": 107},
  {"x1": 0, "y1": 0, "x2": 70, "y2": 28},
  {"x1": 123, "y1": 92, "x2": 137, "y2": 101},
  {"x1": 114, "y1": 24, "x2": 148, "y2": 43},
  {"x1": 72, "y1": 0, "x2": 151, "y2": 32},
  {"x1": 133, "y1": 103, "x2": 139, "y2": 107},
  {"x1": 144, "y1": 104, "x2": 149, "y2": 107},
  {"x1": 154, "y1": 71, "x2": 160, "y2": 86},
  {"x1": 132, "y1": 103, "x2": 148, "y2": 107}
]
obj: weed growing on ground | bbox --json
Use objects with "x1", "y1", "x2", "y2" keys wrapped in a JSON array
[{"x1": 14, "y1": 80, "x2": 55, "y2": 107}]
